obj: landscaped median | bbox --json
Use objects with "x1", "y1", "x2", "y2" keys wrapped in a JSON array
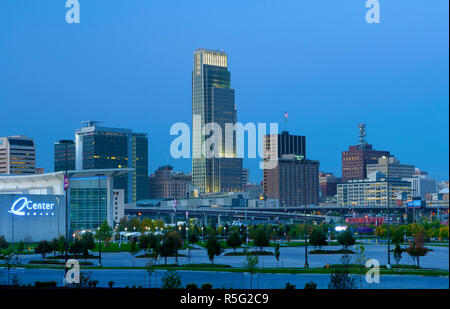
[{"x1": 2, "y1": 263, "x2": 448, "y2": 277}]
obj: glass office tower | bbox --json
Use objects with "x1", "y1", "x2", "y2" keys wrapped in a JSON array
[
  {"x1": 75, "y1": 121, "x2": 149, "y2": 203},
  {"x1": 192, "y1": 49, "x2": 242, "y2": 194},
  {"x1": 54, "y1": 140, "x2": 76, "y2": 172}
]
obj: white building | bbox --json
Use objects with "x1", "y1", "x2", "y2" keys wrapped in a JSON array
[
  {"x1": 0, "y1": 169, "x2": 130, "y2": 237},
  {"x1": 337, "y1": 172, "x2": 412, "y2": 207},
  {"x1": 403, "y1": 175, "x2": 438, "y2": 200}
]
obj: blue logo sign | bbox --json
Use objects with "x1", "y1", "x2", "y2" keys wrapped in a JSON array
[{"x1": 8, "y1": 197, "x2": 55, "y2": 216}]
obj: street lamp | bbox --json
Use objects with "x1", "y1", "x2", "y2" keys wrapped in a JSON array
[
  {"x1": 96, "y1": 173, "x2": 104, "y2": 267},
  {"x1": 302, "y1": 170, "x2": 309, "y2": 269},
  {"x1": 386, "y1": 182, "x2": 391, "y2": 268},
  {"x1": 58, "y1": 139, "x2": 73, "y2": 279}
]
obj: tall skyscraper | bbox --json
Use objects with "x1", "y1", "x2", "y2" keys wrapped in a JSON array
[
  {"x1": 342, "y1": 124, "x2": 390, "y2": 182},
  {"x1": 192, "y1": 48, "x2": 242, "y2": 194},
  {"x1": 0, "y1": 136, "x2": 36, "y2": 174},
  {"x1": 74, "y1": 121, "x2": 149, "y2": 203},
  {"x1": 54, "y1": 140, "x2": 76, "y2": 172}
]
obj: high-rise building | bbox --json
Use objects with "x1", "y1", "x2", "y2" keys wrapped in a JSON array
[
  {"x1": 366, "y1": 155, "x2": 415, "y2": 179},
  {"x1": 264, "y1": 131, "x2": 306, "y2": 160},
  {"x1": 342, "y1": 124, "x2": 389, "y2": 182},
  {"x1": 241, "y1": 168, "x2": 249, "y2": 186},
  {"x1": 74, "y1": 121, "x2": 149, "y2": 203},
  {"x1": 148, "y1": 165, "x2": 192, "y2": 199},
  {"x1": 192, "y1": 48, "x2": 242, "y2": 194},
  {"x1": 0, "y1": 136, "x2": 36, "y2": 175},
  {"x1": 54, "y1": 140, "x2": 76, "y2": 172},
  {"x1": 264, "y1": 155, "x2": 320, "y2": 207}
]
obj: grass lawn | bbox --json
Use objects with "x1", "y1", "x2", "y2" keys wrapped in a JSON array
[{"x1": 4, "y1": 263, "x2": 446, "y2": 277}]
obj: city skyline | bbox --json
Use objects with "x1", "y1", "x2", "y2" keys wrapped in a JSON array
[{"x1": 0, "y1": 0, "x2": 448, "y2": 182}]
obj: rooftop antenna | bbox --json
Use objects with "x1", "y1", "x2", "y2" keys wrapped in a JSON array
[
  {"x1": 357, "y1": 123, "x2": 367, "y2": 149},
  {"x1": 284, "y1": 111, "x2": 288, "y2": 132}
]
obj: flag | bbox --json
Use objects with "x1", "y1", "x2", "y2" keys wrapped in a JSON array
[
  {"x1": 284, "y1": 111, "x2": 288, "y2": 120},
  {"x1": 64, "y1": 175, "x2": 69, "y2": 191},
  {"x1": 173, "y1": 199, "x2": 177, "y2": 212}
]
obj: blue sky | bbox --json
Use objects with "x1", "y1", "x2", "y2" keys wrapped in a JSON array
[{"x1": 0, "y1": 0, "x2": 448, "y2": 182}]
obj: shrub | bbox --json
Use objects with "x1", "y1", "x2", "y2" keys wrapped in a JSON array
[{"x1": 201, "y1": 283, "x2": 213, "y2": 289}]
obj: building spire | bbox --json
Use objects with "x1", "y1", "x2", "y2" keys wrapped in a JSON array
[{"x1": 284, "y1": 111, "x2": 288, "y2": 132}]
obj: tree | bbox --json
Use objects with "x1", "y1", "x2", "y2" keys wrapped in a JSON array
[
  {"x1": 3, "y1": 251, "x2": 18, "y2": 285},
  {"x1": 16, "y1": 241, "x2": 25, "y2": 264},
  {"x1": 127, "y1": 217, "x2": 141, "y2": 232},
  {"x1": 149, "y1": 234, "x2": 160, "y2": 262},
  {"x1": 98, "y1": 220, "x2": 113, "y2": 246},
  {"x1": 69, "y1": 240, "x2": 84, "y2": 257},
  {"x1": 162, "y1": 231, "x2": 181, "y2": 264},
  {"x1": 274, "y1": 243, "x2": 280, "y2": 268},
  {"x1": 254, "y1": 225, "x2": 270, "y2": 252},
  {"x1": 406, "y1": 231, "x2": 428, "y2": 268},
  {"x1": 226, "y1": 230, "x2": 242, "y2": 252},
  {"x1": 243, "y1": 255, "x2": 259, "y2": 289},
  {"x1": 439, "y1": 226, "x2": 449, "y2": 240},
  {"x1": 201, "y1": 283, "x2": 213, "y2": 289},
  {"x1": 0, "y1": 235, "x2": 9, "y2": 250},
  {"x1": 285, "y1": 282, "x2": 296, "y2": 289},
  {"x1": 57, "y1": 235, "x2": 66, "y2": 255},
  {"x1": 129, "y1": 240, "x2": 138, "y2": 268},
  {"x1": 391, "y1": 228, "x2": 405, "y2": 245},
  {"x1": 35, "y1": 240, "x2": 52, "y2": 260},
  {"x1": 161, "y1": 269, "x2": 182, "y2": 289},
  {"x1": 188, "y1": 226, "x2": 200, "y2": 244},
  {"x1": 206, "y1": 232, "x2": 222, "y2": 264},
  {"x1": 80, "y1": 232, "x2": 95, "y2": 261},
  {"x1": 393, "y1": 243, "x2": 402, "y2": 266},
  {"x1": 309, "y1": 227, "x2": 328, "y2": 250},
  {"x1": 337, "y1": 230, "x2": 355, "y2": 250},
  {"x1": 50, "y1": 238, "x2": 59, "y2": 256},
  {"x1": 146, "y1": 261, "x2": 154, "y2": 288},
  {"x1": 375, "y1": 226, "x2": 386, "y2": 238},
  {"x1": 328, "y1": 255, "x2": 356, "y2": 289},
  {"x1": 353, "y1": 245, "x2": 367, "y2": 288},
  {"x1": 304, "y1": 281, "x2": 317, "y2": 290},
  {"x1": 17, "y1": 241, "x2": 24, "y2": 253},
  {"x1": 139, "y1": 234, "x2": 152, "y2": 255},
  {"x1": 186, "y1": 283, "x2": 198, "y2": 290},
  {"x1": 81, "y1": 232, "x2": 96, "y2": 251}
]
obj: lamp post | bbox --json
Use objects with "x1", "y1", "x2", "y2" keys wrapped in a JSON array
[
  {"x1": 386, "y1": 181, "x2": 391, "y2": 268},
  {"x1": 282, "y1": 201, "x2": 286, "y2": 239},
  {"x1": 303, "y1": 166, "x2": 309, "y2": 269},
  {"x1": 59, "y1": 139, "x2": 72, "y2": 278},
  {"x1": 96, "y1": 173, "x2": 104, "y2": 267}
]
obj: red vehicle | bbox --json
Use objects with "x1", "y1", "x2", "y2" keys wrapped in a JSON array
[{"x1": 345, "y1": 216, "x2": 384, "y2": 225}]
